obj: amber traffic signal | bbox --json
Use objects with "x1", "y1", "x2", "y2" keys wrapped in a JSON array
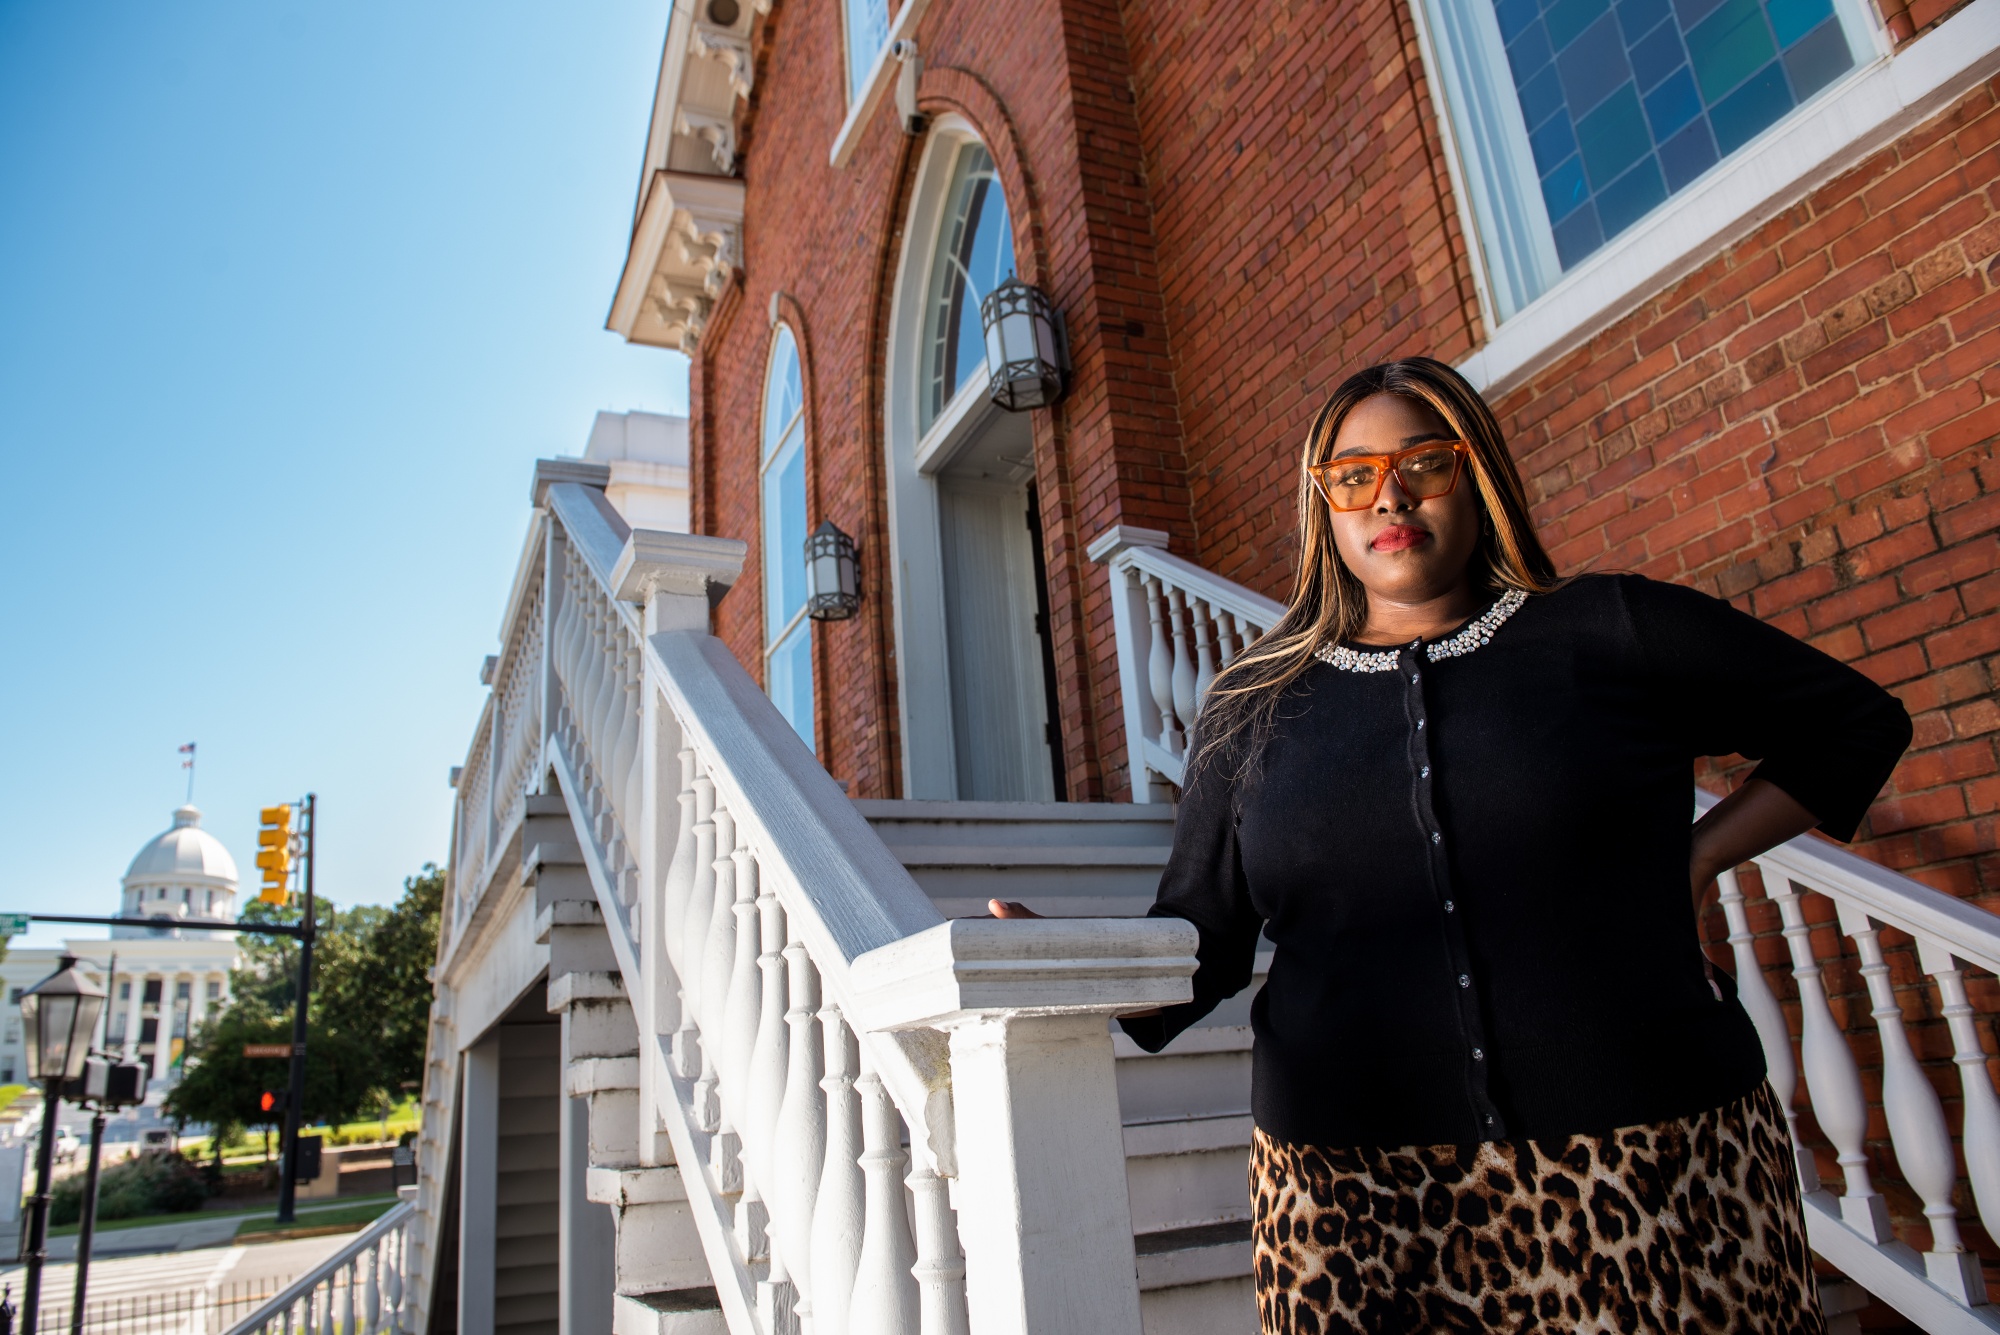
[{"x1": 257, "y1": 805, "x2": 294, "y2": 905}]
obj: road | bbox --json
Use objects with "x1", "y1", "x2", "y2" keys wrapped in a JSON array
[{"x1": 0, "y1": 1229, "x2": 376, "y2": 1334}]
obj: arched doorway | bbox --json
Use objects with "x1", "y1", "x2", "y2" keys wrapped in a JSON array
[{"x1": 884, "y1": 121, "x2": 1063, "y2": 801}]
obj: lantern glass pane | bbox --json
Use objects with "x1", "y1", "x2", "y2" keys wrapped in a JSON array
[
  {"x1": 19, "y1": 993, "x2": 39, "y2": 1081},
  {"x1": 921, "y1": 143, "x2": 1016, "y2": 431},
  {"x1": 38, "y1": 993, "x2": 78, "y2": 1081}
]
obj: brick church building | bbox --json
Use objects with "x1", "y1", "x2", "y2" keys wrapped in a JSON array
[{"x1": 604, "y1": 0, "x2": 2000, "y2": 1315}]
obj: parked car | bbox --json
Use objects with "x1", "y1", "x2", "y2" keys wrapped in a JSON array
[
  {"x1": 52, "y1": 1126, "x2": 79, "y2": 1164},
  {"x1": 138, "y1": 1128, "x2": 176, "y2": 1154}
]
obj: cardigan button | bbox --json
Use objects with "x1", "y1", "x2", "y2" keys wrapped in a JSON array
[
  {"x1": 1432, "y1": 831, "x2": 1442, "y2": 844},
  {"x1": 1458, "y1": 974, "x2": 1470, "y2": 988},
  {"x1": 1421, "y1": 765, "x2": 1430, "y2": 778},
  {"x1": 1472, "y1": 1047, "x2": 1484, "y2": 1060},
  {"x1": 1417, "y1": 718, "x2": 1426, "y2": 730},
  {"x1": 1443, "y1": 899, "x2": 1455, "y2": 912}
]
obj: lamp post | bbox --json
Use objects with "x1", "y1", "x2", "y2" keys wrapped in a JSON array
[
  {"x1": 19, "y1": 957, "x2": 106, "y2": 1335},
  {"x1": 65, "y1": 1057, "x2": 145, "y2": 1335}
]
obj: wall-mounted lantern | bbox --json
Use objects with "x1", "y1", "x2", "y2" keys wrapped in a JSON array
[
  {"x1": 979, "y1": 277, "x2": 1070, "y2": 412},
  {"x1": 806, "y1": 520, "x2": 861, "y2": 621}
]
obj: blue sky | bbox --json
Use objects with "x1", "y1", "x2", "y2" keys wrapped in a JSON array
[{"x1": 0, "y1": 0, "x2": 687, "y2": 949}]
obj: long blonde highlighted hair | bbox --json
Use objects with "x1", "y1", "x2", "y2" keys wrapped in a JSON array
[{"x1": 1191, "y1": 357, "x2": 1562, "y2": 775}]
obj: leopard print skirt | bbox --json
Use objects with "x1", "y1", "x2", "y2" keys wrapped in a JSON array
[{"x1": 1250, "y1": 1083, "x2": 1823, "y2": 1334}]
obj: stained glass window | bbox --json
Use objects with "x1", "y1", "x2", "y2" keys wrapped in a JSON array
[{"x1": 1495, "y1": 0, "x2": 1857, "y2": 267}]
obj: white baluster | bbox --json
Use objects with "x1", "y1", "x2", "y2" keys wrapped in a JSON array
[
  {"x1": 661, "y1": 745, "x2": 699, "y2": 978},
  {"x1": 721, "y1": 852, "x2": 763, "y2": 1118},
  {"x1": 811, "y1": 1006, "x2": 865, "y2": 1335},
  {"x1": 748, "y1": 883, "x2": 791, "y2": 1182},
  {"x1": 908, "y1": 1161, "x2": 969, "y2": 1335},
  {"x1": 320, "y1": 1274, "x2": 335, "y2": 1335},
  {"x1": 1191, "y1": 598, "x2": 1218, "y2": 713},
  {"x1": 363, "y1": 1242, "x2": 381, "y2": 1335},
  {"x1": 1167, "y1": 585, "x2": 1198, "y2": 744},
  {"x1": 678, "y1": 769, "x2": 719, "y2": 1079},
  {"x1": 1214, "y1": 609, "x2": 1238, "y2": 669},
  {"x1": 848, "y1": 1060, "x2": 920, "y2": 1335},
  {"x1": 1765, "y1": 864, "x2": 1887, "y2": 1239},
  {"x1": 701, "y1": 807, "x2": 740, "y2": 1040},
  {"x1": 385, "y1": 1222, "x2": 406, "y2": 1335},
  {"x1": 1717, "y1": 868, "x2": 1812, "y2": 1188},
  {"x1": 1839, "y1": 907, "x2": 1984, "y2": 1301},
  {"x1": 1143, "y1": 575, "x2": 1181, "y2": 757},
  {"x1": 775, "y1": 932, "x2": 826, "y2": 1329},
  {"x1": 1924, "y1": 939, "x2": 2000, "y2": 1278},
  {"x1": 614, "y1": 640, "x2": 642, "y2": 827}
]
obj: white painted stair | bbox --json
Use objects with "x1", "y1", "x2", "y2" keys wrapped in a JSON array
[{"x1": 861, "y1": 800, "x2": 1260, "y2": 1334}]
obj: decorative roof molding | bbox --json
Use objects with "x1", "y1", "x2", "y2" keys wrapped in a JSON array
[
  {"x1": 608, "y1": 169, "x2": 747, "y2": 353},
  {"x1": 609, "y1": 0, "x2": 761, "y2": 352}
]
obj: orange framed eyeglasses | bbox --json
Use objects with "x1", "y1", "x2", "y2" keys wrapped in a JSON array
[{"x1": 1307, "y1": 440, "x2": 1471, "y2": 512}]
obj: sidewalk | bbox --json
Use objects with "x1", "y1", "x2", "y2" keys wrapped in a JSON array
[{"x1": 39, "y1": 1196, "x2": 394, "y2": 1260}]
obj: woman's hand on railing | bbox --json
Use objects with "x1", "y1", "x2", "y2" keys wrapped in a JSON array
[{"x1": 987, "y1": 900, "x2": 1165, "y2": 1019}]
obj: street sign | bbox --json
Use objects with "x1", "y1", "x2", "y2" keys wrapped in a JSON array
[
  {"x1": 0, "y1": 914, "x2": 29, "y2": 936},
  {"x1": 242, "y1": 1044, "x2": 291, "y2": 1059}
]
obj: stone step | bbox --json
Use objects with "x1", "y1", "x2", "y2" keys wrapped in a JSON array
[
  {"x1": 1125, "y1": 1113, "x2": 1254, "y2": 1236},
  {"x1": 1135, "y1": 1221, "x2": 1257, "y2": 1335},
  {"x1": 613, "y1": 1289, "x2": 726, "y2": 1335}
]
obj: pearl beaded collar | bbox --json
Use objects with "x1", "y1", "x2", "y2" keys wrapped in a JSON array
[{"x1": 1314, "y1": 589, "x2": 1529, "y2": 673}]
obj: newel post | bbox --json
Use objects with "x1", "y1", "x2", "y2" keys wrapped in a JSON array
[
  {"x1": 1086, "y1": 526, "x2": 1173, "y2": 804},
  {"x1": 611, "y1": 528, "x2": 748, "y2": 1164},
  {"x1": 850, "y1": 917, "x2": 1199, "y2": 1335}
]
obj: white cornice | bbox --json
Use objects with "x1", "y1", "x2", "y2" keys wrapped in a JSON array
[{"x1": 608, "y1": 170, "x2": 747, "y2": 352}]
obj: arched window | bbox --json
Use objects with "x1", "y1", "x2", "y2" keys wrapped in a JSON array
[
  {"x1": 761, "y1": 326, "x2": 814, "y2": 750},
  {"x1": 919, "y1": 142, "x2": 1016, "y2": 432}
]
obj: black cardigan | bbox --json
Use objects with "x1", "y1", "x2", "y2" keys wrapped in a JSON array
[{"x1": 1119, "y1": 573, "x2": 1911, "y2": 1149}]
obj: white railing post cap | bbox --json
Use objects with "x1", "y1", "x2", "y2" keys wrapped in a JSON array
[
  {"x1": 847, "y1": 916, "x2": 1198, "y2": 1031},
  {"x1": 611, "y1": 529, "x2": 749, "y2": 604},
  {"x1": 531, "y1": 458, "x2": 613, "y2": 507},
  {"x1": 1085, "y1": 524, "x2": 1171, "y2": 564}
]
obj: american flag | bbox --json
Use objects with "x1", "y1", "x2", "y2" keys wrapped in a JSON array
[{"x1": 179, "y1": 742, "x2": 196, "y2": 769}]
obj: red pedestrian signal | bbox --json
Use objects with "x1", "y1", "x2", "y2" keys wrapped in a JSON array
[{"x1": 260, "y1": 1090, "x2": 286, "y2": 1116}]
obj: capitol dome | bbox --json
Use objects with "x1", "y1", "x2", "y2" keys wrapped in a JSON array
[{"x1": 118, "y1": 805, "x2": 239, "y2": 937}]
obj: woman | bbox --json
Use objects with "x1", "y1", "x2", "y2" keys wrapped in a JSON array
[{"x1": 995, "y1": 357, "x2": 1910, "y2": 1332}]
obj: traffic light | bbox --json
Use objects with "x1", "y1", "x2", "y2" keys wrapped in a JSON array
[
  {"x1": 260, "y1": 1089, "x2": 287, "y2": 1118},
  {"x1": 257, "y1": 805, "x2": 293, "y2": 905}
]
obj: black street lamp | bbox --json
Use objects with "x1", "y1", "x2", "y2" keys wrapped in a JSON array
[{"x1": 19, "y1": 958, "x2": 105, "y2": 1335}]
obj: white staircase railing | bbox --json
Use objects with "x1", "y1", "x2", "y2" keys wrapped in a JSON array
[
  {"x1": 223, "y1": 1197, "x2": 415, "y2": 1335},
  {"x1": 1093, "y1": 532, "x2": 2000, "y2": 1333},
  {"x1": 1087, "y1": 527, "x2": 1283, "y2": 801},
  {"x1": 423, "y1": 466, "x2": 1200, "y2": 1335}
]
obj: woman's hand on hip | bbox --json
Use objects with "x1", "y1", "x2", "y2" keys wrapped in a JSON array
[{"x1": 1688, "y1": 777, "x2": 1819, "y2": 905}]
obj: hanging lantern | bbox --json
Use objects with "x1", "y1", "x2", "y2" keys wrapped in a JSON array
[
  {"x1": 805, "y1": 520, "x2": 861, "y2": 621},
  {"x1": 979, "y1": 277, "x2": 1070, "y2": 412},
  {"x1": 22, "y1": 955, "x2": 105, "y2": 1084}
]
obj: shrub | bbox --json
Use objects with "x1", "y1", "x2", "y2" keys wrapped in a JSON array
[{"x1": 50, "y1": 1152, "x2": 207, "y2": 1227}]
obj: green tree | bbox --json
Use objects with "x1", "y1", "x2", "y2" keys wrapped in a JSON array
[{"x1": 166, "y1": 866, "x2": 441, "y2": 1137}]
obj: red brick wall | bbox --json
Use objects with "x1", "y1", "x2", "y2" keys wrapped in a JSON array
[{"x1": 1492, "y1": 77, "x2": 2000, "y2": 1299}]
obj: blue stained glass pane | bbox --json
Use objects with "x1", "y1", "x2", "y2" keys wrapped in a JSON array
[
  {"x1": 1657, "y1": 116, "x2": 1720, "y2": 189},
  {"x1": 1496, "y1": 0, "x2": 1542, "y2": 42},
  {"x1": 1507, "y1": 19, "x2": 1554, "y2": 80},
  {"x1": 1783, "y1": 18, "x2": 1853, "y2": 97},
  {"x1": 1687, "y1": 0, "x2": 1777, "y2": 102},
  {"x1": 1490, "y1": 0, "x2": 1849, "y2": 276},
  {"x1": 1553, "y1": 202, "x2": 1606, "y2": 266},
  {"x1": 1577, "y1": 82, "x2": 1650, "y2": 187},
  {"x1": 1629, "y1": 22, "x2": 1686, "y2": 89},
  {"x1": 1597, "y1": 156, "x2": 1669, "y2": 236},
  {"x1": 1546, "y1": 0, "x2": 1611, "y2": 49},
  {"x1": 1643, "y1": 66, "x2": 1702, "y2": 140},
  {"x1": 767, "y1": 623, "x2": 815, "y2": 753},
  {"x1": 1766, "y1": 0, "x2": 1834, "y2": 45},
  {"x1": 1519, "y1": 65, "x2": 1566, "y2": 126},
  {"x1": 1541, "y1": 154, "x2": 1590, "y2": 221},
  {"x1": 1617, "y1": 0, "x2": 1672, "y2": 38},
  {"x1": 1529, "y1": 111, "x2": 1579, "y2": 175},
  {"x1": 1709, "y1": 59, "x2": 1793, "y2": 153}
]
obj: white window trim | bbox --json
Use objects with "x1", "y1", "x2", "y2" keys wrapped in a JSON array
[
  {"x1": 830, "y1": 0, "x2": 936, "y2": 168},
  {"x1": 1449, "y1": 0, "x2": 2000, "y2": 395}
]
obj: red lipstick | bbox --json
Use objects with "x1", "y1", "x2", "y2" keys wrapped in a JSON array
[{"x1": 1370, "y1": 524, "x2": 1431, "y2": 552}]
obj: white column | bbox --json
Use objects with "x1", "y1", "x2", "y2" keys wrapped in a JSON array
[
  {"x1": 150, "y1": 978, "x2": 173, "y2": 1083},
  {"x1": 459, "y1": 1039, "x2": 500, "y2": 1335},
  {"x1": 558, "y1": 1032, "x2": 616, "y2": 1335},
  {"x1": 848, "y1": 917, "x2": 1199, "y2": 1335},
  {"x1": 123, "y1": 974, "x2": 144, "y2": 1065},
  {"x1": 188, "y1": 970, "x2": 210, "y2": 1041}
]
